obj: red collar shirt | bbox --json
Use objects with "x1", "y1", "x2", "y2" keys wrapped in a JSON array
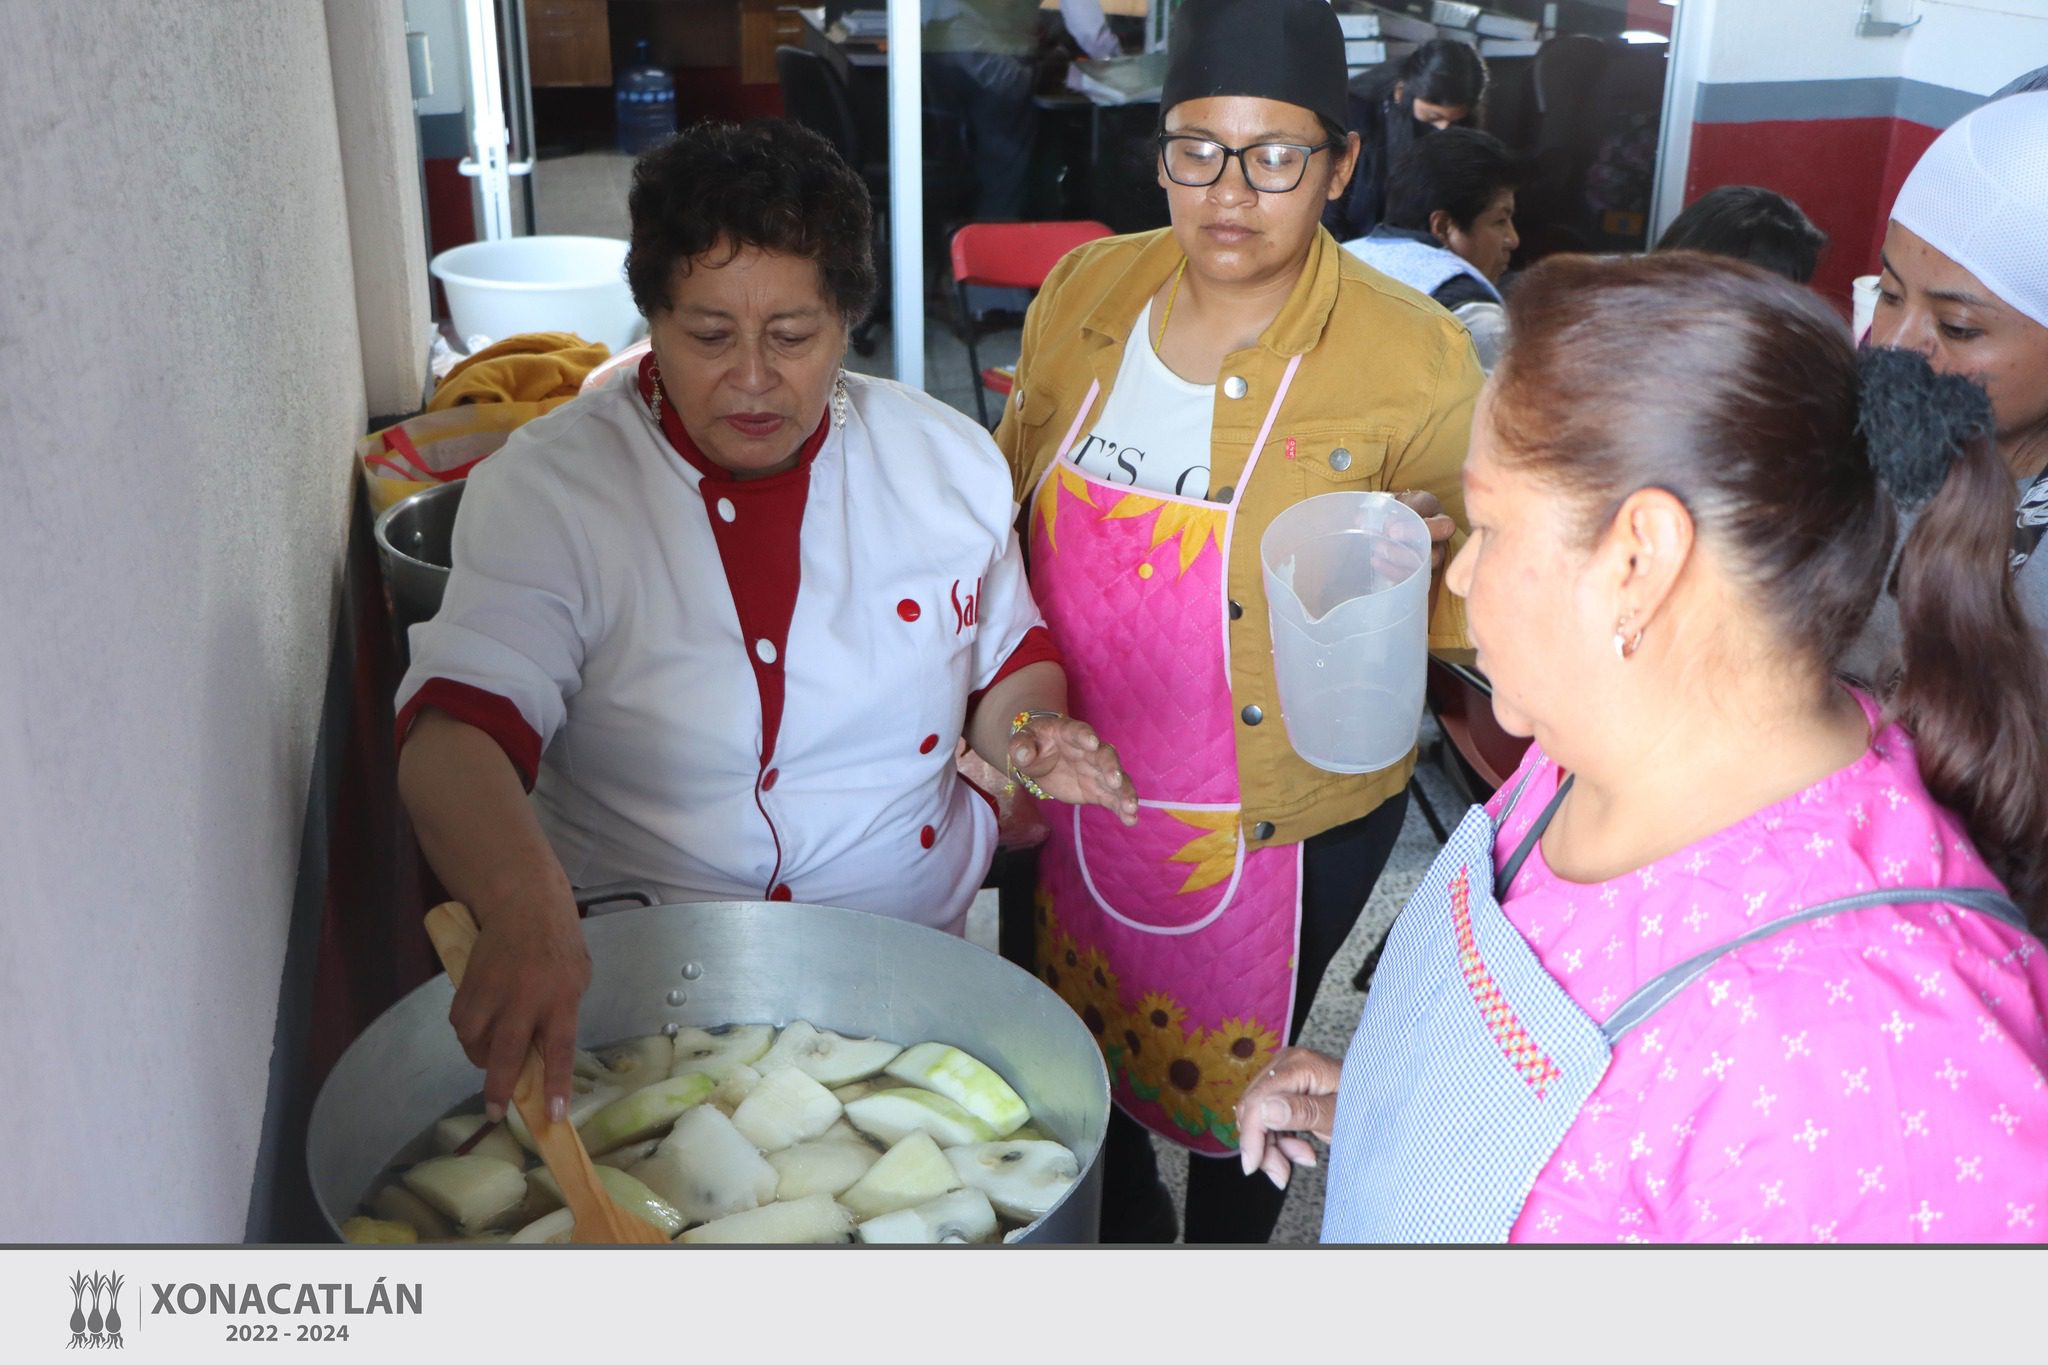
[{"x1": 397, "y1": 362, "x2": 1057, "y2": 932}]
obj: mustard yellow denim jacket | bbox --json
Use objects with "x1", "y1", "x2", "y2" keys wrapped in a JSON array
[{"x1": 995, "y1": 226, "x2": 1481, "y2": 848}]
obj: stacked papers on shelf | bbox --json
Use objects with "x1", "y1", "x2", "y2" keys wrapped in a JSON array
[
  {"x1": 1066, "y1": 51, "x2": 1169, "y2": 106},
  {"x1": 1337, "y1": 8, "x2": 1383, "y2": 37},
  {"x1": 1372, "y1": 4, "x2": 1442, "y2": 42},
  {"x1": 1476, "y1": 10, "x2": 1539, "y2": 39},
  {"x1": 1335, "y1": 3, "x2": 1441, "y2": 42},
  {"x1": 838, "y1": 9, "x2": 887, "y2": 39},
  {"x1": 1431, "y1": 1, "x2": 1542, "y2": 42}
]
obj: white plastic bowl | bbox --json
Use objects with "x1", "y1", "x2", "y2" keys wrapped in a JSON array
[{"x1": 429, "y1": 235, "x2": 645, "y2": 354}]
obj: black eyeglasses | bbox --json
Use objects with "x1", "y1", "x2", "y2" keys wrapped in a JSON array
[{"x1": 1157, "y1": 134, "x2": 1339, "y2": 194}]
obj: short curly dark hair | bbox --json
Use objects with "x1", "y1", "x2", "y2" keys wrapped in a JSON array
[{"x1": 625, "y1": 118, "x2": 877, "y2": 325}]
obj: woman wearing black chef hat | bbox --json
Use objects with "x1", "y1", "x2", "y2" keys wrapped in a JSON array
[{"x1": 995, "y1": 0, "x2": 1481, "y2": 1242}]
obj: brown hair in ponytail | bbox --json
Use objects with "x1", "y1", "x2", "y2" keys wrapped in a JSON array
[
  {"x1": 1488, "y1": 253, "x2": 1892, "y2": 677},
  {"x1": 1872, "y1": 350, "x2": 2048, "y2": 925},
  {"x1": 1490, "y1": 252, "x2": 2048, "y2": 928}
]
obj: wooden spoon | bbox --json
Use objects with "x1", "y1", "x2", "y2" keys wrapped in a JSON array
[{"x1": 423, "y1": 901, "x2": 667, "y2": 1245}]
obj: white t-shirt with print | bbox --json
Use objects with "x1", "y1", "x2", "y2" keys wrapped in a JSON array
[{"x1": 1068, "y1": 297, "x2": 1217, "y2": 499}]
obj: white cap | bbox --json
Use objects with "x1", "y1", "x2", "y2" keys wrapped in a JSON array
[{"x1": 1889, "y1": 91, "x2": 2048, "y2": 331}]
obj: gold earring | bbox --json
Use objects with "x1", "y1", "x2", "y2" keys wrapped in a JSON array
[{"x1": 1613, "y1": 611, "x2": 1645, "y2": 661}]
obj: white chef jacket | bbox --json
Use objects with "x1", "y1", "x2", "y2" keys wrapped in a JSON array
[{"x1": 396, "y1": 363, "x2": 1053, "y2": 933}]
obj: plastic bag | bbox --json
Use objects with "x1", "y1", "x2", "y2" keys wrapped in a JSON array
[
  {"x1": 361, "y1": 332, "x2": 613, "y2": 514},
  {"x1": 357, "y1": 406, "x2": 535, "y2": 516}
]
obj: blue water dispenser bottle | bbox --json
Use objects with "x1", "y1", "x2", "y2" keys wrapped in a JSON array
[{"x1": 615, "y1": 39, "x2": 677, "y2": 156}]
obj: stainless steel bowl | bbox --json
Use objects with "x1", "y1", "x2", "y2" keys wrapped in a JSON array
[
  {"x1": 306, "y1": 899, "x2": 1109, "y2": 1243},
  {"x1": 372, "y1": 480, "x2": 464, "y2": 638}
]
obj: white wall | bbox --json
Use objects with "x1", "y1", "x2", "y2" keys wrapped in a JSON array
[
  {"x1": 1653, "y1": 0, "x2": 2048, "y2": 232},
  {"x1": 1697, "y1": 0, "x2": 1901, "y2": 84},
  {"x1": 0, "y1": 0, "x2": 405, "y2": 1239},
  {"x1": 330, "y1": 0, "x2": 434, "y2": 415},
  {"x1": 405, "y1": 0, "x2": 471, "y2": 119},
  {"x1": 1903, "y1": 0, "x2": 2048, "y2": 95},
  {"x1": 1680, "y1": 0, "x2": 2042, "y2": 87},
  {"x1": 1655, "y1": 0, "x2": 1895, "y2": 230}
]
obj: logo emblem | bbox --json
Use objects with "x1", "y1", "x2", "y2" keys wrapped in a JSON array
[
  {"x1": 949, "y1": 576, "x2": 982, "y2": 634},
  {"x1": 67, "y1": 1271, "x2": 124, "y2": 1350}
]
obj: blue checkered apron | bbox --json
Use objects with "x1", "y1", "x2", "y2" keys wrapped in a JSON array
[{"x1": 1319, "y1": 774, "x2": 2027, "y2": 1244}]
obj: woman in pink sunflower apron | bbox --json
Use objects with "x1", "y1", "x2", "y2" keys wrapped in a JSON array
[{"x1": 994, "y1": 0, "x2": 1481, "y2": 1242}]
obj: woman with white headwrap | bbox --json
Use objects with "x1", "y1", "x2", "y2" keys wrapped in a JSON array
[{"x1": 1870, "y1": 91, "x2": 2048, "y2": 629}]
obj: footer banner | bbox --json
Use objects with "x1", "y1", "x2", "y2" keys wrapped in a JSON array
[{"x1": 0, "y1": 1245, "x2": 2038, "y2": 1361}]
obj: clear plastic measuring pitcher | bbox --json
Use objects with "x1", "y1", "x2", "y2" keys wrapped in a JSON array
[{"x1": 1259, "y1": 492, "x2": 1432, "y2": 773}]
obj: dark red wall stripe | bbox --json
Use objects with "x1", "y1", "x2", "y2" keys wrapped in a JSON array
[
  {"x1": 1684, "y1": 117, "x2": 1903, "y2": 308},
  {"x1": 1679, "y1": 77, "x2": 1977, "y2": 312}
]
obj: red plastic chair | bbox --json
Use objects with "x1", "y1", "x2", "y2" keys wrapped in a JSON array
[{"x1": 950, "y1": 220, "x2": 1113, "y2": 427}]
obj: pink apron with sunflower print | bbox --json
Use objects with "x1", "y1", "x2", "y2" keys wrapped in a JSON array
[{"x1": 1029, "y1": 362, "x2": 1304, "y2": 1155}]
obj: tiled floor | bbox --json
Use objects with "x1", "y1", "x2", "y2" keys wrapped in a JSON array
[{"x1": 533, "y1": 151, "x2": 1461, "y2": 1242}]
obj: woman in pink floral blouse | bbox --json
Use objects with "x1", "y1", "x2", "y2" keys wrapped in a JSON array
[{"x1": 1239, "y1": 253, "x2": 2048, "y2": 1243}]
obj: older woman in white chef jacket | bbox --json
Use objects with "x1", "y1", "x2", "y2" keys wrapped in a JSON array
[{"x1": 396, "y1": 119, "x2": 1137, "y2": 1125}]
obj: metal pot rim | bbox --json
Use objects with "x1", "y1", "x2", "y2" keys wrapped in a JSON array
[{"x1": 372, "y1": 479, "x2": 464, "y2": 574}]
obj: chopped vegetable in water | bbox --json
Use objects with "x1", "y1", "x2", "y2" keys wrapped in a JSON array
[{"x1": 357, "y1": 1020, "x2": 1081, "y2": 1245}]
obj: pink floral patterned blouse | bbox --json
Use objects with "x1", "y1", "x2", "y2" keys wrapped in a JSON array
[{"x1": 1494, "y1": 693, "x2": 2048, "y2": 1243}]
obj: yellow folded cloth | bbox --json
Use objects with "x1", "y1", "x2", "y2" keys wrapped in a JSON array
[{"x1": 426, "y1": 331, "x2": 611, "y2": 412}]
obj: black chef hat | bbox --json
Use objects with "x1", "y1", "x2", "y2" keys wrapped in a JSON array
[{"x1": 1161, "y1": 0, "x2": 1350, "y2": 135}]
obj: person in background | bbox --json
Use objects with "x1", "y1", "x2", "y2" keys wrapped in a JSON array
[
  {"x1": 1344, "y1": 127, "x2": 1522, "y2": 370},
  {"x1": 923, "y1": 0, "x2": 1121, "y2": 221},
  {"x1": 1238, "y1": 253, "x2": 2048, "y2": 1243},
  {"x1": 1991, "y1": 63, "x2": 2048, "y2": 98},
  {"x1": 1325, "y1": 38, "x2": 1488, "y2": 242},
  {"x1": 996, "y1": 0, "x2": 1478, "y2": 1243},
  {"x1": 1654, "y1": 185, "x2": 1829, "y2": 285},
  {"x1": 1851, "y1": 90, "x2": 2048, "y2": 685}
]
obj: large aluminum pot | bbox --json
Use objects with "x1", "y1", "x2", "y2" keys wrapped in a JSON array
[{"x1": 307, "y1": 899, "x2": 1109, "y2": 1243}]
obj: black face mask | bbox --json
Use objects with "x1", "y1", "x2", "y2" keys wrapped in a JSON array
[
  {"x1": 1399, "y1": 86, "x2": 1463, "y2": 132},
  {"x1": 1379, "y1": 94, "x2": 1439, "y2": 162}
]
